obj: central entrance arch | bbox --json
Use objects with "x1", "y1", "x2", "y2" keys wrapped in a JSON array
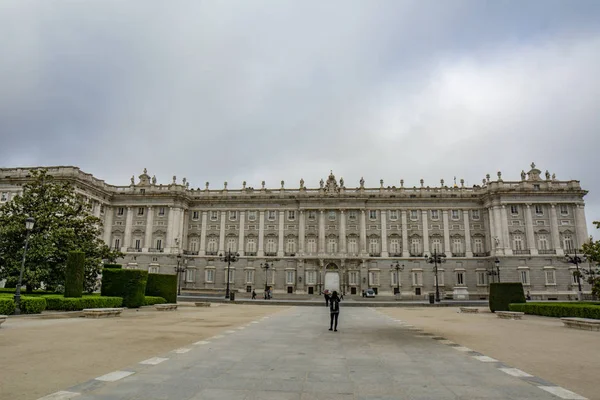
[{"x1": 324, "y1": 263, "x2": 340, "y2": 293}]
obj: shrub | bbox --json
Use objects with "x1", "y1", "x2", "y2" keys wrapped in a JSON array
[
  {"x1": 0, "y1": 289, "x2": 59, "y2": 295},
  {"x1": 489, "y1": 282, "x2": 526, "y2": 312},
  {"x1": 145, "y1": 273, "x2": 178, "y2": 304},
  {"x1": 101, "y1": 269, "x2": 148, "y2": 308},
  {"x1": 19, "y1": 297, "x2": 47, "y2": 314},
  {"x1": 42, "y1": 295, "x2": 123, "y2": 311},
  {"x1": 144, "y1": 296, "x2": 167, "y2": 306},
  {"x1": 0, "y1": 298, "x2": 15, "y2": 315},
  {"x1": 65, "y1": 251, "x2": 85, "y2": 298},
  {"x1": 103, "y1": 264, "x2": 122, "y2": 269},
  {"x1": 509, "y1": 302, "x2": 600, "y2": 320}
]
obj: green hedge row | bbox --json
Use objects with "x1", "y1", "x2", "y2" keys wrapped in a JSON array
[
  {"x1": 146, "y1": 273, "x2": 177, "y2": 304},
  {"x1": 509, "y1": 302, "x2": 600, "y2": 320},
  {"x1": 143, "y1": 296, "x2": 167, "y2": 306},
  {"x1": 489, "y1": 282, "x2": 526, "y2": 312},
  {"x1": 42, "y1": 295, "x2": 123, "y2": 311},
  {"x1": 101, "y1": 269, "x2": 148, "y2": 308},
  {"x1": 0, "y1": 288, "x2": 58, "y2": 295},
  {"x1": 0, "y1": 298, "x2": 14, "y2": 315},
  {"x1": 0, "y1": 297, "x2": 47, "y2": 315}
]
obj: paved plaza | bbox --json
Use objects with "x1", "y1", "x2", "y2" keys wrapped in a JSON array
[{"x1": 39, "y1": 307, "x2": 587, "y2": 400}]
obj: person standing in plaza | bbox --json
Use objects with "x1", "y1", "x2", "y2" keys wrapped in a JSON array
[
  {"x1": 252, "y1": 289, "x2": 256, "y2": 299},
  {"x1": 329, "y1": 291, "x2": 341, "y2": 332},
  {"x1": 323, "y1": 290, "x2": 330, "y2": 306}
]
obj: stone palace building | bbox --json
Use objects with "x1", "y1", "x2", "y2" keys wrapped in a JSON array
[{"x1": 0, "y1": 164, "x2": 591, "y2": 299}]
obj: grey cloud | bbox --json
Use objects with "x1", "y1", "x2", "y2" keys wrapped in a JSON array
[{"x1": 0, "y1": 0, "x2": 599, "y2": 236}]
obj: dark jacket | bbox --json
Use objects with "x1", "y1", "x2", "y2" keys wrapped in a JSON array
[{"x1": 329, "y1": 295, "x2": 340, "y2": 313}]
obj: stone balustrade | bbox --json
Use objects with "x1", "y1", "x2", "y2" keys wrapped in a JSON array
[{"x1": 83, "y1": 308, "x2": 123, "y2": 318}]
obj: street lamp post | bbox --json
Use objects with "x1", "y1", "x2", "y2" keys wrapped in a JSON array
[
  {"x1": 174, "y1": 253, "x2": 187, "y2": 296},
  {"x1": 14, "y1": 217, "x2": 35, "y2": 315},
  {"x1": 425, "y1": 250, "x2": 446, "y2": 303},
  {"x1": 565, "y1": 248, "x2": 586, "y2": 300},
  {"x1": 390, "y1": 261, "x2": 404, "y2": 296},
  {"x1": 261, "y1": 261, "x2": 273, "y2": 299},
  {"x1": 495, "y1": 258, "x2": 501, "y2": 283},
  {"x1": 220, "y1": 249, "x2": 240, "y2": 299},
  {"x1": 487, "y1": 258, "x2": 501, "y2": 283}
]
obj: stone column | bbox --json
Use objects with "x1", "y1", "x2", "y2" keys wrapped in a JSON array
[
  {"x1": 360, "y1": 210, "x2": 367, "y2": 255},
  {"x1": 550, "y1": 204, "x2": 563, "y2": 256},
  {"x1": 463, "y1": 210, "x2": 473, "y2": 257},
  {"x1": 299, "y1": 211, "x2": 305, "y2": 254},
  {"x1": 93, "y1": 201, "x2": 101, "y2": 218},
  {"x1": 144, "y1": 206, "x2": 154, "y2": 251},
  {"x1": 493, "y1": 206, "x2": 505, "y2": 255},
  {"x1": 258, "y1": 211, "x2": 265, "y2": 257},
  {"x1": 401, "y1": 210, "x2": 409, "y2": 257},
  {"x1": 381, "y1": 210, "x2": 388, "y2": 257},
  {"x1": 524, "y1": 204, "x2": 538, "y2": 255},
  {"x1": 166, "y1": 206, "x2": 174, "y2": 251},
  {"x1": 488, "y1": 207, "x2": 496, "y2": 255},
  {"x1": 318, "y1": 210, "x2": 325, "y2": 254},
  {"x1": 218, "y1": 211, "x2": 226, "y2": 253},
  {"x1": 238, "y1": 211, "x2": 245, "y2": 256},
  {"x1": 422, "y1": 210, "x2": 429, "y2": 256},
  {"x1": 103, "y1": 206, "x2": 113, "y2": 246},
  {"x1": 442, "y1": 210, "x2": 451, "y2": 257},
  {"x1": 575, "y1": 204, "x2": 589, "y2": 249},
  {"x1": 339, "y1": 210, "x2": 347, "y2": 254},
  {"x1": 500, "y1": 205, "x2": 512, "y2": 255},
  {"x1": 199, "y1": 211, "x2": 208, "y2": 256},
  {"x1": 278, "y1": 210, "x2": 285, "y2": 256},
  {"x1": 123, "y1": 207, "x2": 133, "y2": 252},
  {"x1": 179, "y1": 209, "x2": 186, "y2": 250}
]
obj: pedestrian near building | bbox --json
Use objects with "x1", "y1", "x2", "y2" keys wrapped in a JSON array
[
  {"x1": 329, "y1": 291, "x2": 341, "y2": 332},
  {"x1": 323, "y1": 290, "x2": 330, "y2": 306},
  {"x1": 252, "y1": 289, "x2": 256, "y2": 299}
]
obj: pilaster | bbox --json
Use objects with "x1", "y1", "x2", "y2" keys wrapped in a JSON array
[
  {"x1": 575, "y1": 204, "x2": 588, "y2": 249},
  {"x1": 463, "y1": 210, "x2": 473, "y2": 257},
  {"x1": 524, "y1": 204, "x2": 538, "y2": 255},
  {"x1": 549, "y1": 204, "x2": 563, "y2": 256},
  {"x1": 258, "y1": 211, "x2": 265, "y2": 257},
  {"x1": 218, "y1": 211, "x2": 226, "y2": 254},
  {"x1": 339, "y1": 210, "x2": 347, "y2": 254},
  {"x1": 299, "y1": 211, "x2": 305, "y2": 254},
  {"x1": 360, "y1": 210, "x2": 367, "y2": 255},
  {"x1": 122, "y1": 207, "x2": 133, "y2": 252},
  {"x1": 422, "y1": 210, "x2": 429, "y2": 256},
  {"x1": 144, "y1": 206, "x2": 154, "y2": 251},
  {"x1": 318, "y1": 210, "x2": 325, "y2": 254},
  {"x1": 500, "y1": 205, "x2": 512, "y2": 255},
  {"x1": 401, "y1": 210, "x2": 409, "y2": 257},
  {"x1": 278, "y1": 210, "x2": 285, "y2": 257},
  {"x1": 103, "y1": 206, "x2": 113, "y2": 246},
  {"x1": 238, "y1": 211, "x2": 245, "y2": 256},
  {"x1": 199, "y1": 211, "x2": 208, "y2": 256},
  {"x1": 442, "y1": 210, "x2": 451, "y2": 257},
  {"x1": 381, "y1": 210, "x2": 388, "y2": 257}
]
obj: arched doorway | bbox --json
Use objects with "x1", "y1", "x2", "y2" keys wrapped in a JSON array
[{"x1": 324, "y1": 263, "x2": 340, "y2": 293}]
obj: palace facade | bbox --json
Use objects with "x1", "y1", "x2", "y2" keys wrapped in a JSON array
[{"x1": 0, "y1": 164, "x2": 591, "y2": 299}]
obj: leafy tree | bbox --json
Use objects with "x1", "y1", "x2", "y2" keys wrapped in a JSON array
[
  {"x1": 582, "y1": 221, "x2": 600, "y2": 298},
  {"x1": 0, "y1": 169, "x2": 122, "y2": 293}
]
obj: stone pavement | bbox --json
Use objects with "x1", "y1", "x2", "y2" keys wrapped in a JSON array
[{"x1": 42, "y1": 307, "x2": 585, "y2": 400}]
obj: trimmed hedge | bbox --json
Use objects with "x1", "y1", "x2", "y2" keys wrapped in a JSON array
[
  {"x1": 101, "y1": 269, "x2": 148, "y2": 308},
  {"x1": 65, "y1": 251, "x2": 85, "y2": 298},
  {"x1": 145, "y1": 273, "x2": 178, "y2": 304},
  {"x1": 19, "y1": 297, "x2": 47, "y2": 314},
  {"x1": 489, "y1": 282, "x2": 526, "y2": 312},
  {"x1": 104, "y1": 264, "x2": 122, "y2": 269},
  {"x1": 42, "y1": 295, "x2": 123, "y2": 311},
  {"x1": 509, "y1": 302, "x2": 600, "y2": 320},
  {"x1": 144, "y1": 296, "x2": 167, "y2": 306},
  {"x1": 0, "y1": 288, "x2": 59, "y2": 295},
  {"x1": 0, "y1": 298, "x2": 15, "y2": 315}
]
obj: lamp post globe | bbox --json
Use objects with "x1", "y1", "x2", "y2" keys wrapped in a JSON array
[
  {"x1": 14, "y1": 217, "x2": 35, "y2": 315},
  {"x1": 390, "y1": 261, "x2": 404, "y2": 296},
  {"x1": 220, "y1": 249, "x2": 240, "y2": 300},
  {"x1": 425, "y1": 250, "x2": 446, "y2": 303}
]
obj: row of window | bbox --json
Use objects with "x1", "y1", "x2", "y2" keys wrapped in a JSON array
[
  {"x1": 511, "y1": 234, "x2": 574, "y2": 251},
  {"x1": 510, "y1": 204, "x2": 570, "y2": 216}
]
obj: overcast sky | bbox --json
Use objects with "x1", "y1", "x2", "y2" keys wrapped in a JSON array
[{"x1": 1, "y1": 0, "x2": 599, "y2": 237}]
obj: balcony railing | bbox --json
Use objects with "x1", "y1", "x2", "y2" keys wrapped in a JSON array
[
  {"x1": 369, "y1": 253, "x2": 381, "y2": 257},
  {"x1": 265, "y1": 252, "x2": 277, "y2": 257},
  {"x1": 284, "y1": 252, "x2": 296, "y2": 256},
  {"x1": 148, "y1": 248, "x2": 164, "y2": 253},
  {"x1": 452, "y1": 252, "x2": 466, "y2": 257},
  {"x1": 513, "y1": 249, "x2": 531, "y2": 255},
  {"x1": 538, "y1": 249, "x2": 556, "y2": 255},
  {"x1": 409, "y1": 252, "x2": 423, "y2": 257},
  {"x1": 473, "y1": 252, "x2": 489, "y2": 257},
  {"x1": 205, "y1": 251, "x2": 218, "y2": 256},
  {"x1": 183, "y1": 250, "x2": 199, "y2": 255},
  {"x1": 246, "y1": 252, "x2": 257, "y2": 256},
  {"x1": 389, "y1": 253, "x2": 402, "y2": 257},
  {"x1": 127, "y1": 247, "x2": 142, "y2": 252}
]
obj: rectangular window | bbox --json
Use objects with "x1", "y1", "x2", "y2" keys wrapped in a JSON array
[
  {"x1": 369, "y1": 239, "x2": 379, "y2": 254},
  {"x1": 286, "y1": 271, "x2": 295, "y2": 284},
  {"x1": 430, "y1": 210, "x2": 439, "y2": 220},
  {"x1": 410, "y1": 239, "x2": 421, "y2": 255},
  {"x1": 190, "y1": 240, "x2": 199, "y2": 252},
  {"x1": 308, "y1": 211, "x2": 317, "y2": 220},
  {"x1": 185, "y1": 269, "x2": 195, "y2": 283},
  {"x1": 452, "y1": 238, "x2": 462, "y2": 254},
  {"x1": 563, "y1": 235, "x2": 574, "y2": 251},
  {"x1": 535, "y1": 205, "x2": 544, "y2": 215},
  {"x1": 246, "y1": 238, "x2": 256, "y2": 253},
  {"x1": 227, "y1": 269, "x2": 234, "y2": 284},
  {"x1": 207, "y1": 238, "x2": 217, "y2": 252},
  {"x1": 538, "y1": 235, "x2": 548, "y2": 250},
  {"x1": 456, "y1": 272, "x2": 465, "y2": 286},
  {"x1": 117, "y1": 207, "x2": 124, "y2": 216},
  {"x1": 451, "y1": 210, "x2": 459, "y2": 220},
  {"x1": 559, "y1": 205, "x2": 569, "y2": 215},
  {"x1": 158, "y1": 207, "x2": 165, "y2": 216},
  {"x1": 287, "y1": 210, "x2": 296, "y2": 221},
  {"x1": 533, "y1": 184, "x2": 540, "y2": 191},
  {"x1": 389, "y1": 210, "x2": 398, "y2": 220},
  {"x1": 156, "y1": 239, "x2": 162, "y2": 250},
  {"x1": 266, "y1": 238, "x2": 277, "y2": 253},
  {"x1": 210, "y1": 211, "x2": 218, "y2": 221},
  {"x1": 328, "y1": 211, "x2": 336, "y2": 220},
  {"x1": 477, "y1": 271, "x2": 487, "y2": 285},
  {"x1": 328, "y1": 238, "x2": 338, "y2": 253},
  {"x1": 410, "y1": 210, "x2": 418, "y2": 220},
  {"x1": 307, "y1": 238, "x2": 317, "y2": 253},
  {"x1": 348, "y1": 238, "x2": 358, "y2": 254},
  {"x1": 192, "y1": 211, "x2": 199, "y2": 220},
  {"x1": 513, "y1": 235, "x2": 523, "y2": 250},
  {"x1": 348, "y1": 210, "x2": 357, "y2": 221},
  {"x1": 369, "y1": 210, "x2": 377, "y2": 220},
  {"x1": 572, "y1": 270, "x2": 579, "y2": 285},
  {"x1": 149, "y1": 266, "x2": 159, "y2": 274},
  {"x1": 135, "y1": 239, "x2": 141, "y2": 249},
  {"x1": 390, "y1": 239, "x2": 401, "y2": 254},
  {"x1": 368, "y1": 271, "x2": 380, "y2": 286},
  {"x1": 306, "y1": 271, "x2": 316, "y2": 285},
  {"x1": 510, "y1": 205, "x2": 519, "y2": 215},
  {"x1": 137, "y1": 207, "x2": 144, "y2": 216},
  {"x1": 227, "y1": 238, "x2": 237, "y2": 252},
  {"x1": 520, "y1": 270, "x2": 530, "y2": 285},
  {"x1": 268, "y1": 210, "x2": 276, "y2": 221},
  {"x1": 114, "y1": 238, "x2": 121, "y2": 249},
  {"x1": 245, "y1": 270, "x2": 254, "y2": 283},
  {"x1": 248, "y1": 211, "x2": 257, "y2": 221},
  {"x1": 545, "y1": 270, "x2": 556, "y2": 285},
  {"x1": 474, "y1": 238, "x2": 484, "y2": 254},
  {"x1": 349, "y1": 271, "x2": 358, "y2": 285},
  {"x1": 205, "y1": 269, "x2": 214, "y2": 283},
  {"x1": 412, "y1": 271, "x2": 422, "y2": 286},
  {"x1": 229, "y1": 210, "x2": 237, "y2": 221},
  {"x1": 472, "y1": 210, "x2": 480, "y2": 220},
  {"x1": 0, "y1": 192, "x2": 7, "y2": 202},
  {"x1": 432, "y1": 238, "x2": 442, "y2": 254},
  {"x1": 286, "y1": 238, "x2": 296, "y2": 253}
]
